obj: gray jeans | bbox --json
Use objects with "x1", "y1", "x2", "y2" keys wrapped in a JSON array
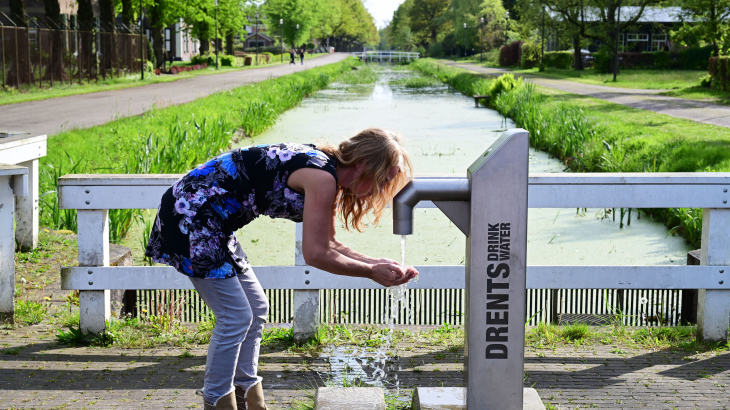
[{"x1": 190, "y1": 265, "x2": 269, "y2": 405}]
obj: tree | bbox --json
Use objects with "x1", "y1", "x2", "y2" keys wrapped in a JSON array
[
  {"x1": 408, "y1": 0, "x2": 451, "y2": 46},
  {"x1": 44, "y1": 0, "x2": 68, "y2": 81},
  {"x1": 674, "y1": 0, "x2": 730, "y2": 56},
  {"x1": 9, "y1": 0, "x2": 27, "y2": 25},
  {"x1": 100, "y1": 0, "x2": 119, "y2": 76},
  {"x1": 478, "y1": 0, "x2": 508, "y2": 50},
  {"x1": 264, "y1": 0, "x2": 323, "y2": 46}
]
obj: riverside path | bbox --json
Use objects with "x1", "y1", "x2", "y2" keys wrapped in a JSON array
[
  {"x1": 444, "y1": 61, "x2": 730, "y2": 130},
  {"x1": 0, "y1": 53, "x2": 350, "y2": 137}
]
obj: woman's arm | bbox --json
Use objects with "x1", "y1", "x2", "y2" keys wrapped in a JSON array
[{"x1": 289, "y1": 168, "x2": 412, "y2": 287}]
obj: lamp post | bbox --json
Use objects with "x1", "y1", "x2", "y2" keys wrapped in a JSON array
[
  {"x1": 505, "y1": 11, "x2": 509, "y2": 46},
  {"x1": 280, "y1": 19, "x2": 283, "y2": 63},
  {"x1": 541, "y1": 5, "x2": 545, "y2": 70},
  {"x1": 140, "y1": 0, "x2": 144, "y2": 80},
  {"x1": 613, "y1": 0, "x2": 622, "y2": 81},
  {"x1": 214, "y1": 0, "x2": 218, "y2": 69},
  {"x1": 463, "y1": 22, "x2": 467, "y2": 57},
  {"x1": 255, "y1": 10, "x2": 259, "y2": 65},
  {"x1": 480, "y1": 17, "x2": 484, "y2": 62},
  {"x1": 296, "y1": 24, "x2": 299, "y2": 48}
]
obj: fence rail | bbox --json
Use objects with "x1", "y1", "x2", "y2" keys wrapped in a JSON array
[
  {"x1": 55, "y1": 171, "x2": 730, "y2": 342},
  {"x1": 0, "y1": 24, "x2": 147, "y2": 89},
  {"x1": 352, "y1": 51, "x2": 420, "y2": 62}
]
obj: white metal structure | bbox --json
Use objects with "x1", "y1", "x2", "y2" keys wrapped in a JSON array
[
  {"x1": 352, "y1": 51, "x2": 420, "y2": 63},
  {"x1": 59, "y1": 171, "x2": 730, "y2": 342},
  {"x1": 0, "y1": 164, "x2": 29, "y2": 324}
]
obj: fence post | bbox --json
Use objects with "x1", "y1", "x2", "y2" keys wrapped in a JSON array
[
  {"x1": 0, "y1": 175, "x2": 17, "y2": 324},
  {"x1": 292, "y1": 222, "x2": 320, "y2": 343},
  {"x1": 1, "y1": 25, "x2": 6, "y2": 89},
  {"x1": 77, "y1": 209, "x2": 110, "y2": 334},
  {"x1": 697, "y1": 208, "x2": 730, "y2": 343},
  {"x1": 15, "y1": 159, "x2": 38, "y2": 250}
]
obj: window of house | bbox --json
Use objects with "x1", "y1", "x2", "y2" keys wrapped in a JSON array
[
  {"x1": 652, "y1": 34, "x2": 668, "y2": 52},
  {"x1": 626, "y1": 33, "x2": 649, "y2": 52},
  {"x1": 165, "y1": 28, "x2": 171, "y2": 52},
  {"x1": 248, "y1": 40, "x2": 265, "y2": 48},
  {"x1": 184, "y1": 31, "x2": 189, "y2": 53}
]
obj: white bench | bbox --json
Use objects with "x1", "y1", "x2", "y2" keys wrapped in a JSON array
[
  {"x1": 0, "y1": 164, "x2": 29, "y2": 324},
  {"x1": 59, "y1": 173, "x2": 730, "y2": 342}
]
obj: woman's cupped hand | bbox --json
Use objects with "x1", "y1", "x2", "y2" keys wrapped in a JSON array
[{"x1": 370, "y1": 260, "x2": 419, "y2": 288}]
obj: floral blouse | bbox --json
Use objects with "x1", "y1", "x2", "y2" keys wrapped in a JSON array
[{"x1": 145, "y1": 143, "x2": 338, "y2": 279}]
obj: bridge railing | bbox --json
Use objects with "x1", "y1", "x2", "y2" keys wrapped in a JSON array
[
  {"x1": 59, "y1": 172, "x2": 730, "y2": 342},
  {"x1": 352, "y1": 51, "x2": 420, "y2": 62}
]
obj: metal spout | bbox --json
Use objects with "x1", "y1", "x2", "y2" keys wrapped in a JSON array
[{"x1": 393, "y1": 178, "x2": 470, "y2": 235}]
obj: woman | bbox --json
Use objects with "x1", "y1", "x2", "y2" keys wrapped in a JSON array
[
  {"x1": 298, "y1": 47, "x2": 305, "y2": 65},
  {"x1": 289, "y1": 48, "x2": 296, "y2": 65},
  {"x1": 146, "y1": 128, "x2": 419, "y2": 410}
]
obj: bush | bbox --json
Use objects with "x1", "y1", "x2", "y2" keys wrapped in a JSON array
[
  {"x1": 543, "y1": 51, "x2": 573, "y2": 69},
  {"x1": 147, "y1": 38, "x2": 156, "y2": 68},
  {"x1": 709, "y1": 56, "x2": 730, "y2": 91},
  {"x1": 220, "y1": 54, "x2": 236, "y2": 66},
  {"x1": 416, "y1": 45, "x2": 426, "y2": 56},
  {"x1": 700, "y1": 74, "x2": 711, "y2": 88},
  {"x1": 488, "y1": 73, "x2": 522, "y2": 101},
  {"x1": 429, "y1": 42, "x2": 444, "y2": 58},
  {"x1": 191, "y1": 52, "x2": 215, "y2": 66},
  {"x1": 594, "y1": 50, "x2": 614, "y2": 74},
  {"x1": 521, "y1": 42, "x2": 540, "y2": 68}
]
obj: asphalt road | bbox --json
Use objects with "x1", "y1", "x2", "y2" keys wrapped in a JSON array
[{"x1": 0, "y1": 53, "x2": 350, "y2": 137}]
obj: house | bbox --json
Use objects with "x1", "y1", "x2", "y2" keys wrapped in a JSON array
[
  {"x1": 546, "y1": 7, "x2": 687, "y2": 52},
  {"x1": 244, "y1": 32, "x2": 275, "y2": 48}
]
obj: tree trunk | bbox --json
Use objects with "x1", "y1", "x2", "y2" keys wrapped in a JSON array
[
  {"x1": 99, "y1": 0, "x2": 118, "y2": 77},
  {"x1": 44, "y1": 0, "x2": 68, "y2": 81},
  {"x1": 573, "y1": 36, "x2": 584, "y2": 70},
  {"x1": 77, "y1": 0, "x2": 96, "y2": 81},
  {"x1": 121, "y1": 0, "x2": 134, "y2": 27},
  {"x1": 198, "y1": 20, "x2": 210, "y2": 54},
  {"x1": 9, "y1": 0, "x2": 27, "y2": 25},
  {"x1": 147, "y1": 4, "x2": 166, "y2": 68},
  {"x1": 226, "y1": 34, "x2": 234, "y2": 55}
]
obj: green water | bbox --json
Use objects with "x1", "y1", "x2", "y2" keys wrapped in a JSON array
[{"x1": 232, "y1": 67, "x2": 691, "y2": 268}]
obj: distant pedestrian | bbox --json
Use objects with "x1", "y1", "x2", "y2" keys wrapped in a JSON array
[
  {"x1": 289, "y1": 49, "x2": 296, "y2": 65},
  {"x1": 299, "y1": 48, "x2": 305, "y2": 65}
]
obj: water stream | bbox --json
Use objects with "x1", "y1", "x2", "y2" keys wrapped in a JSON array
[{"x1": 233, "y1": 65, "x2": 691, "y2": 387}]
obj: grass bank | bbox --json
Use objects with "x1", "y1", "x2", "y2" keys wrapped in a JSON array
[
  {"x1": 41, "y1": 57, "x2": 359, "y2": 242},
  {"x1": 413, "y1": 58, "x2": 730, "y2": 248},
  {"x1": 509, "y1": 67, "x2": 706, "y2": 90},
  {"x1": 0, "y1": 53, "x2": 328, "y2": 106}
]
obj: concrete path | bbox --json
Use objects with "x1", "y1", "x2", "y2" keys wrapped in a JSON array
[
  {"x1": 0, "y1": 53, "x2": 350, "y2": 137},
  {"x1": 445, "y1": 61, "x2": 730, "y2": 129},
  {"x1": 1, "y1": 324, "x2": 729, "y2": 409}
]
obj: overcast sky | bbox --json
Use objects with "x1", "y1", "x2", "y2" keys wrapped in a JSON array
[{"x1": 363, "y1": 0, "x2": 406, "y2": 29}]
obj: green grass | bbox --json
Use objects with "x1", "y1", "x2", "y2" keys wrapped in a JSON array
[
  {"x1": 413, "y1": 58, "x2": 730, "y2": 248},
  {"x1": 0, "y1": 53, "x2": 328, "y2": 106},
  {"x1": 508, "y1": 66, "x2": 707, "y2": 90},
  {"x1": 39, "y1": 57, "x2": 360, "y2": 239}
]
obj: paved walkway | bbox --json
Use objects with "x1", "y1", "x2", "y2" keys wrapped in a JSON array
[
  {"x1": 0, "y1": 53, "x2": 350, "y2": 137},
  {"x1": 445, "y1": 61, "x2": 730, "y2": 129},
  {"x1": 1, "y1": 324, "x2": 729, "y2": 409}
]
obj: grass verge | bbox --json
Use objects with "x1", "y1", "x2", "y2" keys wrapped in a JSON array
[
  {"x1": 413, "y1": 58, "x2": 730, "y2": 248},
  {"x1": 0, "y1": 53, "x2": 329, "y2": 106},
  {"x1": 507, "y1": 66, "x2": 706, "y2": 90}
]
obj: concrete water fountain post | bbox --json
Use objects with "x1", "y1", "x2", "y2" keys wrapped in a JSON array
[{"x1": 394, "y1": 129, "x2": 539, "y2": 410}]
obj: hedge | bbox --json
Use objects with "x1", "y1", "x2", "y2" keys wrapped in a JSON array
[
  {"x1": 544, "y1": 51, "x2": 573, "y2": 69},
  {"x1": 499, "y1": 41, "x2": 523, "y2": 66},
  {"x1": 521, "y1": 42, "x2": 540, "y2": 68}
]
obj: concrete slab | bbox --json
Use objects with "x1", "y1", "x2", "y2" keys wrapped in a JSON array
[
  {"x1": 411, "y1": 387, "x2": 545, "y2": 410},
  {"x1": 314, "y1": 387, "x2": 386, "y2": 410}
]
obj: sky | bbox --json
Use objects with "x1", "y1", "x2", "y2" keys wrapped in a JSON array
[{"x1": 363, "y1": 0, "x2": 407, "y2": 29}]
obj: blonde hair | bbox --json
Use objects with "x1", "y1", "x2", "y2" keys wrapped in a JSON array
[{"x1": 318, "y1": 128, "x2": 413, "y2": 232}]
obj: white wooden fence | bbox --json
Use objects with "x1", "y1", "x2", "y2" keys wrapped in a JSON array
[
  {"x1": 59, "y1": 172, "x2": 730, "y2": 342},
  {"x1": 352, "y1": 51, "x2": 420, "y2": 63}
]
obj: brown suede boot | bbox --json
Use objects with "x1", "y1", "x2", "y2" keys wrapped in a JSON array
[
  {"x1": 235, "y1": 382, "x2": 267, "y2": 410},
  {"x1": 203, "y1": 390, "x2": 237, "y2": 410}
]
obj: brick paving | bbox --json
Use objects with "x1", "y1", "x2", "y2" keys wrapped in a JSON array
[{"x1": 1, "y1": 324, "x2": 730, "y2": 409}]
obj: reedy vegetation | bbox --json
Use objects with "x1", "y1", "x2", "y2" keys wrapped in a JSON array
[
  {"x1": 412, "y1": 58, "x2": 730, "y2": 248},
  {"x1": 40, "y1": 58, "x2": 359, "y2": 242}
]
